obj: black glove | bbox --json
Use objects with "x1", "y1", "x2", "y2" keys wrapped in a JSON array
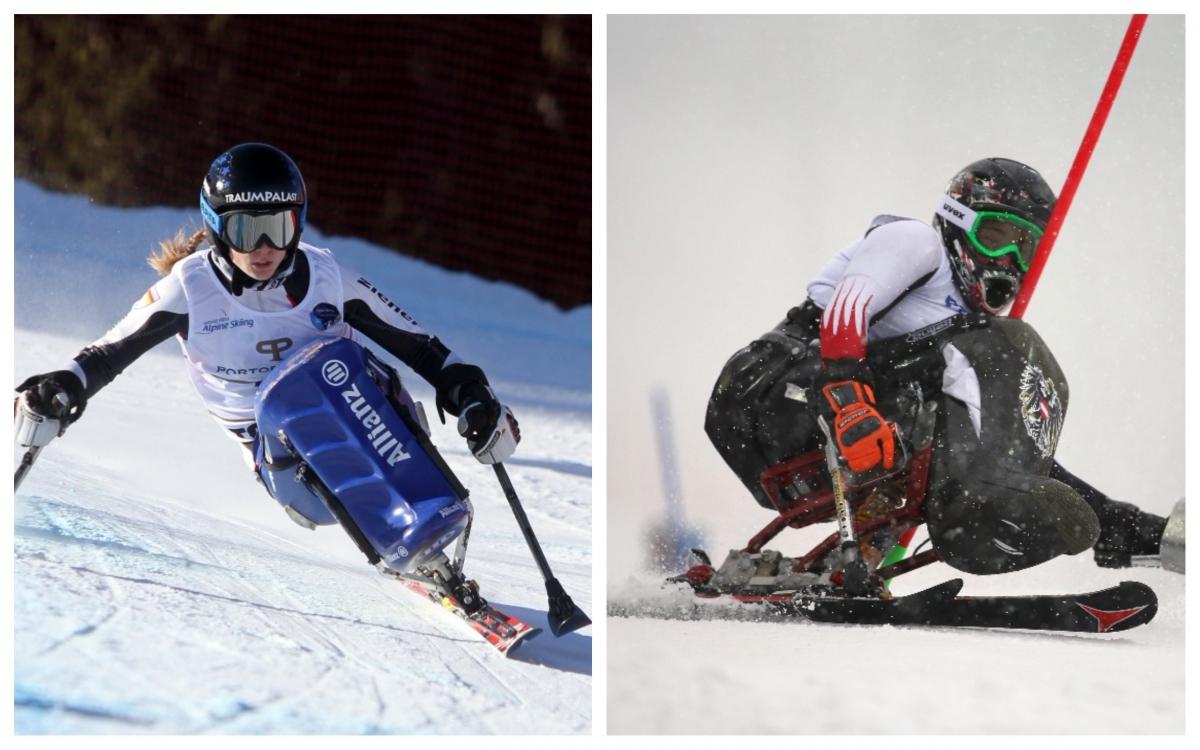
[
  {"x1": 434, "y1": 363, "x2": 488, "y2": 421},
  {"x1": 456, "y1": 381, "x2": 520, "y2": 464},
  {"x1": 15, "y1": 370, "x2": 87, "y2": 423},
  {"x1": 457, "y1": 382, "x2": 501, "y2": 439},
  {"x1": 14, "y1": 370, "x2": 87, "y2": 449}
]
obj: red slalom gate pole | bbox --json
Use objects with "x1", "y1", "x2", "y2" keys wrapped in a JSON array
[{"x1": 1009, "y1": 14, "x2": 1147, "y2": 320}]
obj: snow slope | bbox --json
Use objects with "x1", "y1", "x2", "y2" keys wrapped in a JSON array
[
  {"x1": 609, "y1": 557, "x2": 1184, "y2": 734},
  {"x1": 607, "y1": 15, "x2": 1184, "y2": 734},
  {"x1": 13, "y1": 181, "x2": 592, "y2": 734}
]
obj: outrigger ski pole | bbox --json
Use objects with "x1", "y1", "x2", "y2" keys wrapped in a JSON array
[
  {"x1": 15, "y1": 446, "x2": 44, "y2": 491},
  {"x1": 817, "y1": 416, "x2": 873, "y2": 597},
  {"x1": 493, "y1": 463, "x2": 591, "y2": 636},
  {"x1": 15, "y1": 386, "x2": 78, "y2": 491}
]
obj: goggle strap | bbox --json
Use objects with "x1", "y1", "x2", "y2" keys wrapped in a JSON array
[
  {"x1": 935, "y1": 194, "x2": 977, "y2": 232},
  {"x1": 199, "y1": 192, "x2": 221, "y2": 232}
]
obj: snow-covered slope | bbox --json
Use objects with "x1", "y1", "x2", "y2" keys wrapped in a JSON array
[
  {"x1": 13, "y1": 183, "x2": 591, "y2": 734},
  {"x1": 609, "y1": 557, "x2": 1184, "y2": 734}
]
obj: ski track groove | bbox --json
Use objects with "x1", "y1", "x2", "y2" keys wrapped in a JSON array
[
  {"x1": 288, "y1": 613, "x2": 405, "y2": 729},
  {"x1": 53, "y1": 565, "x2": 464, "y2": 644},
  {"x1": 134, "y1": 543, "x2": 379, "y2": 734},
  {"x1": 203, "y1": 564, "x2": 380, "y2": 734},
  {"x1": 31, "y1": 568, "x2": 120, "y2": 658},
  {"x1": 200, "y1": 660, "x2": 342, "y2": 734},
  {"x1": 14, "y1": 693, "x2": 158, "y2": 729},
  {"x1": 453, "y1": 635, "x2": 524, "y2": 710},
  {"x1": 368, "y1": 676, "x2": 386, "y2": 726}
]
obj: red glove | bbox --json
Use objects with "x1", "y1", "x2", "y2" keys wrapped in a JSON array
[{"x1": 820, "y1": 380, "x2": 895, "y2": 474}]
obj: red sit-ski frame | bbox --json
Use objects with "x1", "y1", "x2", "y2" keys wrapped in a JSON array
[{"x1": 746, "y1": 441, "x2": 941, "y2": 581}]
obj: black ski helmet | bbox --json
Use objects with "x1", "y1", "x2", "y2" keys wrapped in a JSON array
[
  {"x1": 932, "y1": 158, "x2": 1056, "y2": 315},
  {"x1": 199, "y1": 142, "x2": 307, "y2": 259}
]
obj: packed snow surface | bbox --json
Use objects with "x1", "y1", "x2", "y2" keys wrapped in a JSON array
[
  {"x1": 609, "y1": 557, "x2": 1184, "y2": 734},
  {"x1": 13, "y1": 181, "x2": 592, "y2": 734}
]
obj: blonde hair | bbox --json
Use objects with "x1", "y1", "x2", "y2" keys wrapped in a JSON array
[{"x1": 147, "y1": 227, "x2": 208, "y2": 275}]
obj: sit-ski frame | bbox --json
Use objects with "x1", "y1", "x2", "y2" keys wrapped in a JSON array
[{"x1": 747, "y1": 428, "x2": 941, "y2": 583}]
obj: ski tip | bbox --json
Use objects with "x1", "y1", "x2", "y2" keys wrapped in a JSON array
[
  {"x1": 916, "y1": 578, "x2": 964, "y2": 599},
  {"x1": 944, "y1": 578, "x2": 966, "y2": 597},
  {"x1": 1117, "y1": 580, "x2": 1158, "y2": 603},
  {"x1": 1072, "y1": 580, "x2": 1158, "y2": 633},
  {"x1": 502, "y1": 627, "x2": 542, "y2": 657}
]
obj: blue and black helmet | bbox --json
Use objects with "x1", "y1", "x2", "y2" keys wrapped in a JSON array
[{"x1": 200, "y1": 143, "x2": 308, "y2": 256}]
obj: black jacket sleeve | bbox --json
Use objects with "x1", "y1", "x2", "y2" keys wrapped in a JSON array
[{"x1": 342, "y1": 274, "x2": 487, "y2": 416}]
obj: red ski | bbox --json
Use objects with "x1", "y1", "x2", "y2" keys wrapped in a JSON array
[{"x1": 399, "y1": 578, "x2": 539, "y2": 656}]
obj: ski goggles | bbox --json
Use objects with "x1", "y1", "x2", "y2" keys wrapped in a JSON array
[
  {"x1": 935, "y1": 194, "x2": 1043, "y2": 272},
  {"x1": 219, "y1": 208, "x2": 301, "y2": 253},
  {"x1": 200, "y1": 194, "x2": 301, "y2": 253}
]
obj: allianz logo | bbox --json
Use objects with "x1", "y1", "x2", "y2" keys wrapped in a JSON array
[
  {"x1": 438, "y1": 501, "x2": 466, "y2": 519},
  {"x1": 340, "y1": 382, "x2": 411, "y2": 466}
]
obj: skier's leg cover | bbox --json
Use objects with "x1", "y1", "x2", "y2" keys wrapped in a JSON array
[
  {"x1": 255, "y1": 433, "x2": 338, "y2": 527},
  {"x1": 254, "y1": 337, "x2": 470, "y2": 574},
  {"x1": 705, "y1": 304, "x2": 824, "y2": 510},
  {"x1": 924, "y1": 319, "x2": 1100, "y2": 575}
]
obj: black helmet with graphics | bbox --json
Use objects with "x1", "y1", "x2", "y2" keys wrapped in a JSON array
[
  {"x1": 199, "y1": 143, "x2": 307, "y2": 259},
  {"x1": 932, "y1": 158, "x2": 1056, "y2": 315}
]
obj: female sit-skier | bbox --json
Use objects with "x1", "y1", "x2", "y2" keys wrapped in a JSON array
[
  {"x1": 704, "y1": 157, "x2": 1181, "y2": 587},
  {"x1": 14, "y1": 142, "x2": 520, "y2": 583}
]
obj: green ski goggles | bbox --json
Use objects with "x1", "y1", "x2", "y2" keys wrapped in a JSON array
[{"x1": 935, "y1": 195, "x2": 1043, "y2": 272}]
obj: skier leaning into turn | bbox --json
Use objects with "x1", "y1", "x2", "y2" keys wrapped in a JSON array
[
  {"x1": 705, "y1": 157, "x2": 1175, "y2": 578},
  {"x1": 15, "y1": 142, "x2": 520, "y2": 532}
]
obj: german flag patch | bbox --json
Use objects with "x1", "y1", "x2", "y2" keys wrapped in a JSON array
[{"x1": 133, "y1": 285, "x2": 160, "y2": 309}]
